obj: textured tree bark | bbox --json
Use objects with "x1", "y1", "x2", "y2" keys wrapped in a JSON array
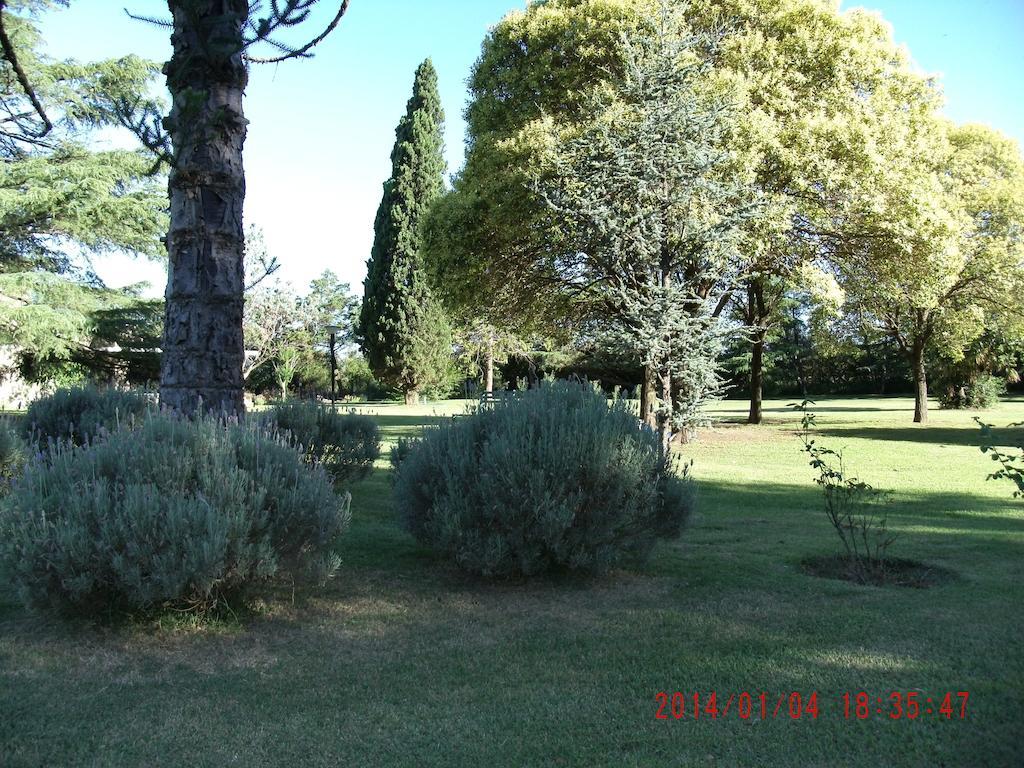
[
  {"x1": 159, "y1": 1, "x2": 248, "y2": 416},
  {"x1": 640, "y1": 362, "x2": 657, "y2": 428},
  {"x1": 747, "y1": 330, "x2": 765, "y2": 425},
  {"x1": 746, "y1": 280, "x2": 766, "y2": 425},
  {"x1": 404, "y1": 389, "x2": 419, "y2": 406},
  {"x1": 911, "y1": 338, "x2": 928, "y2": 424}
]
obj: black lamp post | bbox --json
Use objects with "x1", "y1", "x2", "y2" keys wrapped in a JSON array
[{"x1": 325, "y1": 324, "x2": 342, "y2": 408}]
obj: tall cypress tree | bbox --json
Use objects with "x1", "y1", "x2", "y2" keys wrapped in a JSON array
[{"x1": 360, "y1": 59, "x2": 451, "y2": 405}]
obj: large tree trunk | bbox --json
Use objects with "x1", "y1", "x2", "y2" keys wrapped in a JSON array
[
  {"x1": 526, "y1": 358, "x2": 539, "y2": 389},
  {"x1": 404, "y1": 389, "x2": 419, "y2": 406},
  {"x1": 159, "y1": 1, "x2": 248, "y2": 416},
  {"x1": 746, "y1": 280, "x2": 766, "y2": 425},
  {"x1": 639, "y1": 362, "x2": 658, "y2": 428},
  {"x1": 747, "y1": 328, "x2": 765, "y2": 425},
  {"x1": 911, "y1": 338, "x2": 928, "y2": 424},
  {"x1": 484, "y1": 333, "x2": 494, "y2": 394}
]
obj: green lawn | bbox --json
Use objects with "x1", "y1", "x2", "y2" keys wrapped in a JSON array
[{"x1": 1, "y1": 396, "x2": 1022, "y2": 767}]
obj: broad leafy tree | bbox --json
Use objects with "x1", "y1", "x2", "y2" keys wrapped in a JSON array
[
  {"x1": 243, "y1": 283, "x2": 299, "y2": 383},
  {"x1": 452, "y1": 320, "x2": 529, "y2": 395},
  {"x1": 838, "y1": 121, "x2": 1024, "y2": 423},
  {"x1": 425, "y1": 0, "x2": 642, "y2": 349},
  {"x1": 443, "y1": 0, "x2": 947, "y2": 426},
  {"x1": 696, "y1": 0, "x2": 939, "y2": 424},
  {"x1": 359, "y1": 59, "x2": 452, "y2": 405}
]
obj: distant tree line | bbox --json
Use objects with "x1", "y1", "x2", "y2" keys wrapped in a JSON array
[
  {"x1": 2, "y1": 0, "x2": 1021, "y2": 433},
  {"x1": 415, "y1": 0, "x2": 1024, "y2": 432}
]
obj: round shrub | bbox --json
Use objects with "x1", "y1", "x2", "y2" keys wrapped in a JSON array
[
  {"x1": 940, "y1": 374, "x2": 1005, "y2": 410},
  {"x1": 265, "y1": 400, "x2": 380, "y2": 486},
  {"x1": 392, "y1": 382, "x2": 694, "y2": 577},
  {"x1": 22, "y1": 385, "x2": 151, "y2": 446},
  {"x1": 0, "y1": 413, "x2": 350, "y2": 614}
]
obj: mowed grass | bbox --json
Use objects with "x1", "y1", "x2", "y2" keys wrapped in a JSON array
[{"x1": 1, "y1": 396, "x2": 1022, "y2": 767}]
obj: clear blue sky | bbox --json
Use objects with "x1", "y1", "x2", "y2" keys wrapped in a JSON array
[{"x1": 39, "y1": 0, "x2": 1024, "y2": 298}]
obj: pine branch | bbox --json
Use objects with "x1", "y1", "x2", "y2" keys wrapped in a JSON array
[
  {"x1": 108, "y1": 95, "x2": 174, "y2": 172},
  {"x1": 244, "y1": 254, "x2": 281, "y2": 292},
  {"x1": 245, "y1": 0, "x2": 349, "y2": 64},
  {"x1": 0, "y1": 0, "x2": 52, "y2": 138},
  {"x1": 123, "y1": 9, "x2": 174, "y2": 29}
]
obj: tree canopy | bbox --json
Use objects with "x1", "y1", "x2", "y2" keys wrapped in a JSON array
[
  {"x1": 427, "y1": 0, "x2": 1023, "y2": 425},
  {"x1": 0, "y1": 3, "x2": 166, "y2": 274},
  {"x1": 534, "y1": 4, "x2": 758, "y2": 450},
  {"x1": 0, "y1": 1, "x2": 168, "y2": 390},
  {"x1": 837, "y1": 119, "x2": 1024, "y2": 422}
]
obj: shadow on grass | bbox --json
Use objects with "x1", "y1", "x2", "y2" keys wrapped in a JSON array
[
  {"x1": 800, "y1": 554, "x2": 958, "y2": 588},
  {"x1": 336, "y1": 463, "x2": 1024, "y2": 601},
  {"x1": 711, "y1": 404, "x2": 900, "y2": 415},
  {"x1": 10, "y1": 464, "x2": 1011, "y2": 638},
  {"x1": 817, "y1": 424, "x2": 1024, "y2": 448},
  {"x1": 4, "y1": 457, "x2": 1017, "y2": 634},
  {"x1": 373, "y1": 414, "x2": 455, "y2": 430},
  {"x1": 692, "y1": 478, "x2": 1022, "y2": 535}
]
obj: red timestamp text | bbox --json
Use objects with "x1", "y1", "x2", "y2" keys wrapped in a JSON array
[
  {"x1": 654, "y1": 691, "x2": 971, "y2": 721},
  {"x1": 842, "y1": 691, "x2": 969, "y2": 720},
  {"x1": 654, "y1": 691, "x2": 820, "y2": 721}
]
